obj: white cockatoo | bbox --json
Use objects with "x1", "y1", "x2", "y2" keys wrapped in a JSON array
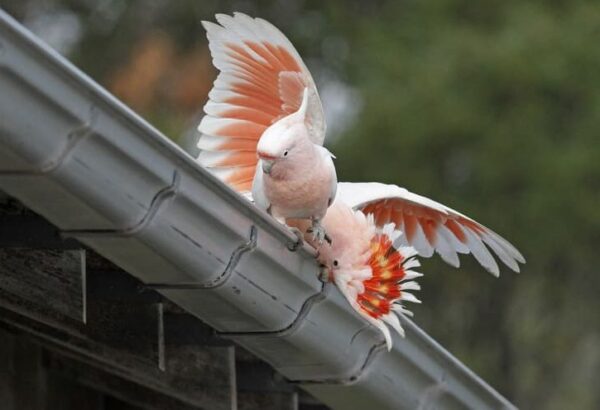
[
  {"x1": 288, "y1": 202, "x2": 423, "y2": 350},
  {"x1": 196, "y1": 13, "x2": 336, "y2": 243}
]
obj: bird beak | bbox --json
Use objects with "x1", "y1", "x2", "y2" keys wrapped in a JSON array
[
  {"x1": 261, "y1": 159, "x2": 274, "y2": 174},
  {"x1": 258, "y1": 152, "x2": 276, "y2": 174}
]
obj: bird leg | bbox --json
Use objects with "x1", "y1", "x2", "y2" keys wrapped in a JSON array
[{"x1": 306, "y1": 218, "x2": 332, "y2": 245}]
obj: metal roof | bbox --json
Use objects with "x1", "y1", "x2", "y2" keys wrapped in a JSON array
[{"x1": 0, "y1": 9, "x2": 516, "y2": 410}]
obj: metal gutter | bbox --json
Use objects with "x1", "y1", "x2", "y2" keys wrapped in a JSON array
[{"x1": 0, "y1": 9, "x2": 516, "y2": 410}]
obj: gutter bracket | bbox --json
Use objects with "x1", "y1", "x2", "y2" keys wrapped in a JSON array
[
  {"x1": 290, "y1": 340, "x2": 388, "y2": 386},
  {"x1": 218, "y1": 278, "x2": 386, "y2": 387},
  {"x1": 0, "y1": 105, "x2": 98, "y2": 175},
  {"x1": 145, "y1": 233, "x2": 330, "y2": 347},
  {"x1": 61, "y1": 170, "x2": 180, "y2": 238},
  {"x1": 217, "y1": 280, "x2": 330, "y2": 339},
  {"x1": 144, "y1": 224, "x2": 258, "y2": 290}
]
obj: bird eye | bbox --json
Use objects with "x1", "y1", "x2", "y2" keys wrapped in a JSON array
[
  {"x1": 283, "y1": 150, "x2": 289, "y2": 157},
  {"x1": 333, "y1": 260, "x2": 339, "y2": 267}
]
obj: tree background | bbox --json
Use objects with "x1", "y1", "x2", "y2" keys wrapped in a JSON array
[{"x1": 1, "y1": 1, "x2": 598, "y2": 408}]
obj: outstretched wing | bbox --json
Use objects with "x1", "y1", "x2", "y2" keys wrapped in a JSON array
[
  {"x1": 197, "y1": 12, "x2": 326, "y2": 193},
  {"x1": 336, "y1": 182, "x2": 525, "y2": 276}
]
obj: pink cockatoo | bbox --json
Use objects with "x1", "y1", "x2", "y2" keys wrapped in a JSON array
[
  {"x1": 196, "y1": 13, "x2": 336, "y2": 243},
  {"x1": 288, "y1": 203, "x2": 423, "y2": 350},
  {"x1": 288, "y1": 182, "x2": 524, "y2": 348}
]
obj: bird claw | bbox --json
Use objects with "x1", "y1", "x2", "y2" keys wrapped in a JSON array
[
  {"x1": 306, "y1": 223, "x2": 332, "y2": 245},
  {"x1": 287, "y1": 227, "x2": 304, "y2": 251},
  {"x1": 318, "y1": 266, "x2": 330, "y2": 283}
]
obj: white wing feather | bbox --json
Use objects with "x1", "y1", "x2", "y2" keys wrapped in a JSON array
[{"x1": 337, "y1": 182, "x2": 525, "y2": 275}]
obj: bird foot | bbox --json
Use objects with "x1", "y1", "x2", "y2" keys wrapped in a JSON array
[
  {"x1": 306, "y1": 223, "x2": 332, "y2": 245},
  {"x1": 318, "y1": 266, "x2": 330, "y2": 283}
]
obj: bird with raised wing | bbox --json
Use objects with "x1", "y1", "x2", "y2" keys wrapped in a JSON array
[
  {"x1": 196, "y1": 13, "x2": 336, "y2": 243},
  {"x1": 196, "y1": 13, "x2": 525, "y2": 347}
]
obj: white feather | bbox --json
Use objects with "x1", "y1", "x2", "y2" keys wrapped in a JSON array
[
  {"x1": 197, "y1": 134, "x2": 224, "y2": 151},
  {"x1": 199, "y1": 117, "x2": 260, "y2": 137},
  {"x1": 404, "y1": 270, "x2": 423, "y2": 281},
  {"x1": 215, "y1": 14, "x2": 256, "y2": 41},
  {"x1": 480, "y1": 233, "x2": 520, "y2": 273},
  {"x1": 233, "y1": 12, "x2": 267, "y2": 41},
  {"x1": 207, "y1": 88, "x2": 242, "y2": 105},
  {"x1": 196, "y1": 150, "x2": 232, "y2": 167},
  {"x1": 438, "y1": 223, "x2": 470, "y2": 254},
  {"x1": 433, "y1": 228, "x2": 460, "y2": 268},
  {"x1": 369, "y1": 317, "x2": 393, "y2": 351},
  {"x1": 400, "y1": 292, "x2": 421, "y2": 304},
  {"x1": 463, "y1": 227, "x2": 500, "y2": 276},
  {"x1": 392, "y1": 305, "x2": 414, "y2": 317},
  {"x1": 203, "y1": 165, "x2": 251, "y2": 179},
  {"x1": 485, "y1": 229, "x2": 526, "y2": 264},
  {"x1": 399, "y1": 246, "x2": 418, "y2": 260},
  {"x1": 196, "y1": 134, "x2": 251, "y2": 152},
  {"x1": 400, "y1": 281, "x2": 421, "y2": 291},
  {"x1": 403, "y1": 258, "x2": 421, "y2": 270},
  {"x1": 410, "y1": 220, "x2": 435, "y2": 258},
  {"x1": 382, "y1": 313, "x2": 405, "y2": 338}
]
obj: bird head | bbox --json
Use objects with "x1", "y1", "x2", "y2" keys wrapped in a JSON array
[
  {"x1": 256, "y1": 88, "x2": 311, "y2": 175},
  {"x1": 315, "y1": 204, "x2": 376, "y2": 274}
]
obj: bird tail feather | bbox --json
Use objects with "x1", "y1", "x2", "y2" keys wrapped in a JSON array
[{"x1": 337, "y1": 223, "x2": 423, "y2": 350}]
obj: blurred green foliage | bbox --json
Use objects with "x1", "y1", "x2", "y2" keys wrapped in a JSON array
[
  {"x1": 326, "y1": 2, "x2": 600, "y2": 408},
  {"x1": 1, "y1": 0, "x2": 599, "y2": 408}
]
